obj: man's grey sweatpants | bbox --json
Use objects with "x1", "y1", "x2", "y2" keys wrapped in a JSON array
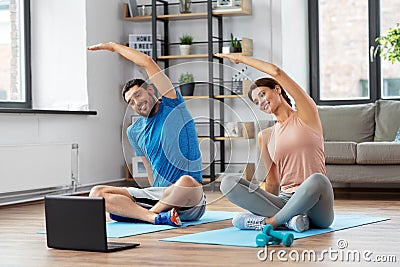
[{"x1": 220, "y1": 173, "x2": 334, "y2": 228}]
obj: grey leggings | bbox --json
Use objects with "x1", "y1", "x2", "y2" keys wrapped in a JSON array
[{"x1": 220, "y1": 173, "x2": 334, "y2": 228}]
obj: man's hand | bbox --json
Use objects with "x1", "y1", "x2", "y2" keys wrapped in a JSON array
[
  {"x1": 87, "y1": 42, "x2": 115, "y2": 52},
  {"x1": 88, "y1": 41, "x2": 176, "y2": 99}
]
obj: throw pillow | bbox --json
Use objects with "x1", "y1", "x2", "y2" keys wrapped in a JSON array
[{"x1": 395, "y1": 128, "x2": 400, "y2": 142}]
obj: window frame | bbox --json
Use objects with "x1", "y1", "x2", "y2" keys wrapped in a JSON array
[
  {"x1": 0, "y1": 0, "x2": 31, "y2": 109},
  {"x1": 308, "y1": 0, "x2": 385, "y2": 105}
]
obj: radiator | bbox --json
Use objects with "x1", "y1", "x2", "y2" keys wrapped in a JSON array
[{"x1": 0, "y1": 144, "x2": 78, "y2": 194}]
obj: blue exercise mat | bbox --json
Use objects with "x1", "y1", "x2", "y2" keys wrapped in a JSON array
[
  {"x1": 160, "y1": 215, "x2": 390, "y2": 247},
  {"x1": 106, "y1": 210, "x2": 239, "y2": 238},
  {"x1": 38, "y1": 211, "x2": 238, "y2": 238}
]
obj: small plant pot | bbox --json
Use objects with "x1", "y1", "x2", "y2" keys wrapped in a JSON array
[
  {"x1": 180, "y1": 45, "x2": 192, "y2": 56},
  {"x1": 230, "y1": 46, "x2": 242, "y2": 53},
  {"x1": 179, "y1": 0, "x2": 192, "y2": 14},
  {"x1": 179, "y1": 83, "x2": 195, "y2": 96}
]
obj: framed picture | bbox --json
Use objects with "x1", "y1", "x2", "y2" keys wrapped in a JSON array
[
  {"x1": 128, "y1": 34, "x2": 162, "y2": 58},
  {"x1": 132, "y1": 156, "x2": 147, "y2": 177},
  {"x1": 224, "y1": 122, "x2": 241, "y2": 137},
  {"x1": 216, "y1": 0, "x2": 241, "y2": 7},
  {"x1": 217, "y1": 0, "x2": 232, "y2": 7},
  {"x1": 127, "y1": 0, "x2": 139, "y2": 17}
]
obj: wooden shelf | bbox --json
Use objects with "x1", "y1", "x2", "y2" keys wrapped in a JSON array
[
  {"x1": 199, "y1": 121, "x2": 255, "y2": 140},
  {"x1": 182, "y1": 96, "x2": 208, "y2": 100},
  {"x1": 198, "y1": 136, "x2": 253, "y2": 141},
  {"x1": 157, "y1": 38, "x2": 252, "y2": 60},
  {"x1": 158, "y1": 54, "x2": 209, "y2": 60},
  {"x1": 123, "y1": 1, "x2": 252, "y2": 21},
  {"x1": 216, "y1": 136, "x2": 253, "y2": 141},
  {"x1": 214, "y1": 95, "x2": 242, "y2": 99},
  {"x1": 124, "y1": 12, "x2": 209, "y2": 21},
  {"x1": 183, "y1": 95, "x2": 245, "y2": 99},
  {"x1": 158, "y1": 13, "x2": 209, "y2": 20},
  {"x1": 124, "y1": 15, "x2": 152, "y2": 21},
  {"x1": 181, "y1": 80, "x2": 253, "y2": 99},
  {"x1": 198, "y1": 137, "x2": 211, "y2": 141}
]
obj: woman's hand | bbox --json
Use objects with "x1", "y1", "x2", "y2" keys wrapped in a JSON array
[
  {"x1": 87, "y1": 42, "x2": 116, "y2": 52},
  {"x1": 214, "y1": 53, "x2": 243, "y2": 64}
]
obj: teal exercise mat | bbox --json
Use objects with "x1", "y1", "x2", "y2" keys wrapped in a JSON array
[
  {"x1": 160, "y1": 215, "x2": 390, "y2": 247},
  {"x1": 38, "y1": 211, "x2": 239, "y2": 238},
  {"x1": 106, "y1": 211, "x2": 239, "y2": 238}
]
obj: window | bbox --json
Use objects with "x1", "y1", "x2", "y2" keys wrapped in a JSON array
[
  {"x1": 309, "y1": 0, "x2": 400, "y2": 105},
  {"x1": 380, "y1": 0, "x2": 400, "y2": 99},
  {"x1": 0, "y1": 0, "x2": 31, "y2": 108}
]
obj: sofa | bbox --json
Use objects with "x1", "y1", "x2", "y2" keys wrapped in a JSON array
[{"x1": 254, "y1": 100, "x2": 400, "y2": 185}]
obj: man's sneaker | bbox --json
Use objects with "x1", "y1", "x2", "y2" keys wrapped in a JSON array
[
  {"x1": 154, "y1": 208, "x2": 182, "y2": 226},
  {"x1": 109, "y1": 213, "x2": 145, "y2": 223},
  {"x1": 232, "y1": 212, "x2": 266, "y2": 230},
  {"x1": 285, "y1": 214, "x2": 310, "y2": 233}
]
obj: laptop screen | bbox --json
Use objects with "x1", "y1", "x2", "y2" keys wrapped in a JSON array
[{"x1": 45, "y1": 196, "x2": 108, "y2": 252}]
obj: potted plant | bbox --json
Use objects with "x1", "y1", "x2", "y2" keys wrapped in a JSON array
[
  {"x1": 178, "y1": 72, "x2": 195, "y2": 96},
  {"x1": 179, "y1": 0, "x2": 192, "y2": 14},
  {"x1": 179, "y1": 34, "x2": 193, "y2": 56},
  {"x1": 375, "y1": 23, "x2": 400, "y2": 64},
  {"x1": 230, "y1": 33, "x2": 242, "y2": 53}
]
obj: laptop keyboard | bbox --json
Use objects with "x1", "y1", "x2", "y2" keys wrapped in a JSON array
[{"x1": 107, "y1": 242, "x2": 132, "y2": 249}]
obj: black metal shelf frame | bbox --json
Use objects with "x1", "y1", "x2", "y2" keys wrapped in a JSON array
[{"x1": 150, "y1": 0, "x2": 226, "y2": 189}]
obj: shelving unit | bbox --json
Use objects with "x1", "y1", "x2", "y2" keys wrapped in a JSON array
[
  {"x1": 157, "y1": 54, "x2": 209, "y2": 60},
  {"x1": 182, "y1": 79, "x2": 253, "y2": 99},
  {"x1": 122, "y1": 1, "x2": 252, "y2": 21},
  {"x1": 124, "y1": 0, "x2": 253, "y2": 189}
]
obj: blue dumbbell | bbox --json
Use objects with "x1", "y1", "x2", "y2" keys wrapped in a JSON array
[
  {"x1": 256, "y1": 232, "x2": 271, "y2": 247},
  {"x1": 255, "y1": 233, "x2": 281, "y2": 247},
  {"x1": 262, "y1": 224, "x2": 294, "y2": 247},
  {"x1": 256, "y1": 232, "x2": 281, "y2": 247}
]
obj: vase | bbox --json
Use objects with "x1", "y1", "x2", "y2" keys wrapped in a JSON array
[
  {"x1": 179, "y1": 83, "x2": 195, "y2": 96},
  {"x1": 179, "y1": 45, "x2": 192, "y2": 56},
  {"x1": 230, "y1": 46, "x2": 242, "y2": 53},
  {"x1": 179, "y1": 0, "x2": 191, "y2": 14}
]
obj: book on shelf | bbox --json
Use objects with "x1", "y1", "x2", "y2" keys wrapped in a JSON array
[{"x1": 127, "y1": 0, "x2": 139, "y2": 17}]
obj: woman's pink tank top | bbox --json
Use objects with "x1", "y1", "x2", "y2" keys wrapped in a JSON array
[{"x1": 268, "y1": 111, "x2": 326, "y2": 193}]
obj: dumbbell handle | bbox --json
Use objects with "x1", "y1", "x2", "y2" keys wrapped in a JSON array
[
  {"x1": 262, "y1": 224, "x2": 294, "y2": 247},
  {"x1": 263, "y1": 224, "x2": 281, "y2": 237}
]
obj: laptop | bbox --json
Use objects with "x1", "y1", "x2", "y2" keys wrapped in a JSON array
[{"x1": 44, "y1": 195, "x2": 140, "y2": 252}]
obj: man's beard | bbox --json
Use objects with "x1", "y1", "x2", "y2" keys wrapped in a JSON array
[{"x1": 137, "y1": 96, "x2": 157, "y2": 118}]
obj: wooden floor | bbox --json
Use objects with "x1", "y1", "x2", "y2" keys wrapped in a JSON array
[{"x1": 0, "y1": 189, "x2": 399, "y2": 267}]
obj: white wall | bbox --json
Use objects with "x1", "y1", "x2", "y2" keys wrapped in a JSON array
[
  {"x1": 0, "y1": 0, "x2": 129, "y2": 189},
  {"x1": 281, "y1": 0, "x2": 309, "y2": 92}
]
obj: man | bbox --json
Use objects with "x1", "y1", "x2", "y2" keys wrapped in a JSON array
[{"x1": 88, "y1": 42, "x2": 205, "y2": 226}]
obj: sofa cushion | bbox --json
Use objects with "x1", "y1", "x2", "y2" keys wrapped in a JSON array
[
  {"x1": 395, "y1": 128, "x2": 400, "y2": 142},
  {"x1": 375, "y1": 100, "x2": 400, "y2": 141},
  {"x1": 327, "y1": 165, "x2": 400, "y2": 183},
  {"x1": 356, "y1": 142, "x2": 400, "y2": 164},
  {"x1": 318, "y1": 103, "x2": 375, "y2": 142},
  {"x1": 324, "y1": 141, "x2": 357, "y2": 164}
]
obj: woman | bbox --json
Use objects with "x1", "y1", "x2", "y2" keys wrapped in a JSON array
[{"x1": 216, "y1": 53, "x2": 334, "y2": 232}]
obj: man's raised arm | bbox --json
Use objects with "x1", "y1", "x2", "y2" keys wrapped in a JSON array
[{"x1": 88, "y1": 42, "x2": 176, "y2": 98}]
